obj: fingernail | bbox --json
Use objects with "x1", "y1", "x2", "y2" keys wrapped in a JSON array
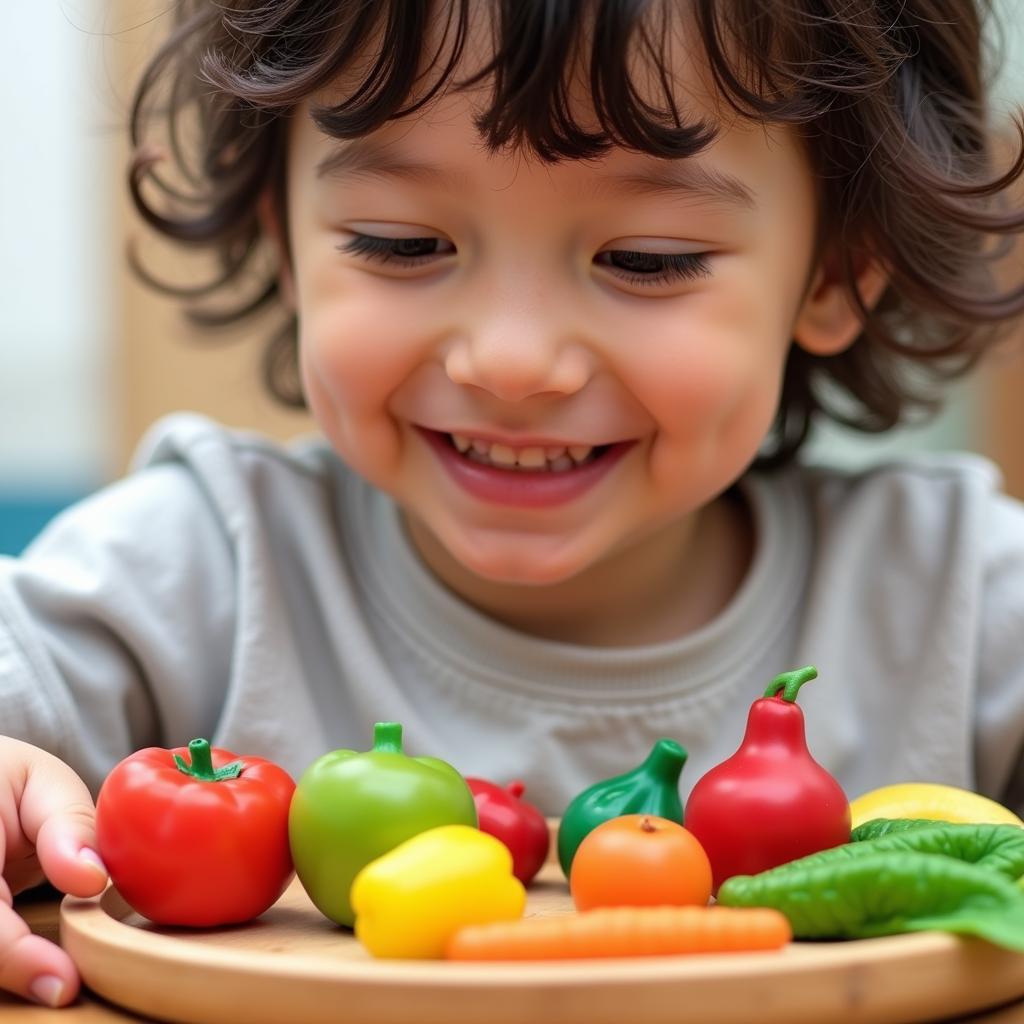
[
  {"x1": 29, "y1": 974, "x2": 65, "y2": 1008},
  {"x1": 79, "y1": 847, "x2": 107, "y2": 874}
]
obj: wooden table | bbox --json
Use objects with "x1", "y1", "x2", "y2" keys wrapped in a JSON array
[{"x1": 6, "y1": 888, "x2": 1024, "y2": 1024}]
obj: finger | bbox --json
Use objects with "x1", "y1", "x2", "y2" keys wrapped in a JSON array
[
  {"x1": 17, "y1": 754, "x2": 106, "y2": 897},
  {"x1": 0, "y1": 899, "x2": 79, "y2": 1006}
]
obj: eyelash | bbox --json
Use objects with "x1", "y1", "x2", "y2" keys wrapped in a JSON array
[
  {"x1": 594, "y1": 249, "x2": 712, "y2": 287},
  {"x1": 337, "y1": 233, "x2": 712, "y2": 287},
  {"x1": 339, "y1": 234, "x2": 449, "y2": 265}
]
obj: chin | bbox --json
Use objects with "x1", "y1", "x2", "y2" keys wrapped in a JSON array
[{"x1": 448, "y1": 536, "x2": 593, "y2": 588}]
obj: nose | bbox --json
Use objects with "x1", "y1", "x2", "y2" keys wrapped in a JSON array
[{"x1": 443, "y1": 303, "x2": 595, "y2": 403}]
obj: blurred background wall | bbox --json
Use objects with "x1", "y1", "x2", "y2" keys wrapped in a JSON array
[
  {"x1": 0, "y1": 1, "x2": 308, "y2": 555},
  {"x1": 0, "y1": 2, "x2": 115, "y2": 553},
  {"x1": 1, "y1": 1, "x2": 1022, "y2": 556}
]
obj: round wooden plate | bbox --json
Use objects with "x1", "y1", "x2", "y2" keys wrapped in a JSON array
[{"x1": 61, "y1": 856, "x2": 1024, "y2": 1024}]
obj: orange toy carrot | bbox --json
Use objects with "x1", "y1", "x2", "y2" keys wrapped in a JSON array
[{"x1": 445, "y1": 905, "x2": 792, "y2": 960}]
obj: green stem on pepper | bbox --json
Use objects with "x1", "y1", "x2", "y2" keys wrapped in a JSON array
[
  {"x1": 173, "y1": 738, "x2": 243, "y2": 782},
  {"x1": 372, "y1": 721, "x2": 404, "y2": 754}
]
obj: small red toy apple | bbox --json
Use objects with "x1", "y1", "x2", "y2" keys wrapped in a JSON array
[{"x1": 464, "y1": 777, "x2": 551, "y2": 885}]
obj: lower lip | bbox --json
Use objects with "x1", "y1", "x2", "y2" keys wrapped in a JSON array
[{"x1": 417, "y1": 429, "x2": 634, "y2": 509}]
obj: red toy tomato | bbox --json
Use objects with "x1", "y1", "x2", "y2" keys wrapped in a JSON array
[
  {"x1": 569, "y1": 814, "x2": 712, "y2": 911},
  {"x1": 465, "y1": 778, "x2": 550, "y2": 885},
  {"x1": 96, "y1": 738, "x2": 295, "y2": 926}
]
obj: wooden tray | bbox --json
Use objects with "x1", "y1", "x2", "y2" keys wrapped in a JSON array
[{"x1": 61, "y1": 852, "x2": 1024, "y2": 1024}]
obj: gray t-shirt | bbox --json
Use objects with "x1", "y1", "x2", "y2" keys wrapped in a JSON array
[{"x1": 2, "y1": 413, "x2": 1022, "y2": 816}]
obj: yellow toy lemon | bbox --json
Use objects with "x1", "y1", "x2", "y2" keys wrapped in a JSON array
[
  {"x1": 849, "y1": 782, "x2": 1023, "y2": 829},
  {"x1": 351, "y1": 824, "x2": 526, "y2": 959}
]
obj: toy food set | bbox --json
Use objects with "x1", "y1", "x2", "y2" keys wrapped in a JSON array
[{"x1": 68, "y1": 670, "x2": 1024, "y2": 1024}]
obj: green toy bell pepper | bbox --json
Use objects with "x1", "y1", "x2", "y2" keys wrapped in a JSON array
[{"x1": 288, "y1": 721, "x2": 477, "y2": 927}]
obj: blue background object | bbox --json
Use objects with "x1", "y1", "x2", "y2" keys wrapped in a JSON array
[{"x1": 0, "y1": 492, "x2": 81, "y2": 556}]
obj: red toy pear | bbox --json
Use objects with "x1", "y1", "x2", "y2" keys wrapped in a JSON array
[
  {"x1": 684, "y1": 666, "x2": 851, "y2": 893},
  {"x1": 465, "y1": 777, "x2": 551, "y2": 885}
]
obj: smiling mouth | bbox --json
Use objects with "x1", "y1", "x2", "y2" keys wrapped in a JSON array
[
  {"x1": 417, "y1": 427, "x2": 634, "y2": 508},
  {"x1": 437, "y1": 431, "x2": 613, "y2": 472}
]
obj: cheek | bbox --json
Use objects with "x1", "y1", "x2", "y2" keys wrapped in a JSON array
[
  {"x1": 620, "y1": 286, "x2": 793, "y2": 481},
  {"x1": 649, "y1": 350, "x2": 782, "y2": 491},
  {"x1": 629, "y1": 299, "x2": 787, "y2": 434},
  {"x1": 297, "y1": 288, "x2": 428, "y2": 479},
  {"x1": 300, "y1": 290, "x2": 416, "y2": 406}
]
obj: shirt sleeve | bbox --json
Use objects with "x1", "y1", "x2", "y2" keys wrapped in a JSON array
[
  {"x1": 0, "y1": 460, "x2": 237, "y2": 795},
  {"x1": 974, "y1": 489, "x2": 1024, "y2": 817}
]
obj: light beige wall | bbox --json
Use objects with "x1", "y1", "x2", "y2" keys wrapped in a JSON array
[
  {"x1": 110, "y1": 3, "x2": 310, "y2": 471},
  {"x1": 979, "y1": 127, "x2": 1024, "y2": 500},
  {"x1": 114, "y1": 229, "x2": 311, "y2": 469},
  {"x1": 983, "y1": 355, "x2": 1024, "y2": 499}
]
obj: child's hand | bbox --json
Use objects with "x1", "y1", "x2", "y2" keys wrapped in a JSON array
[{"x1": 0, "y1": 737, "x2": 107, "y2": 1007}]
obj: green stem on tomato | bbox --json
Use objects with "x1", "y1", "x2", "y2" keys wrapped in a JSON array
[
  {"x1": 173, "y1": 738, "x2": 243, "y2": 781},
  {"x1": 763, "y1": 666, "x2": 818, "y2": 703}
]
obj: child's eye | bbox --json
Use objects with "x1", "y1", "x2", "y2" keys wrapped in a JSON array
[
  {"x1": 595, "y1": 249, "x2": 712, "y2": 288},
  {"x1": 337, "y1": 232, "x2": 455, "y2": 266}
]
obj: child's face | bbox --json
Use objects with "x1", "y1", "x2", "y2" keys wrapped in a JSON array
[{"x1": 282, "y1": 29, "x2": 842, "y2": 593}]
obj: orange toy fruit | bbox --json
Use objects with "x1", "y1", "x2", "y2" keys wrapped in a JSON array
[{"x1": 569, "y1": 814, "x2": 713, "y2": 912}]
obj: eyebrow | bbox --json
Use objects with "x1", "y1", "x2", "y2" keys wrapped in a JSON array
[
  {"x1": 315, "y1": 138, "x2": 756, "y2": 210},
  {"x1": 316, "y1": 139, "x2": 471, "y2": 190},
  {"x1": 596, "y1": 163, "x2": 756, "y2": 209}
]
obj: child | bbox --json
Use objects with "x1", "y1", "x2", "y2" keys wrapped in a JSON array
[{"x1": 2, "y1": 0, "x2": 1024, "y2": 1007}]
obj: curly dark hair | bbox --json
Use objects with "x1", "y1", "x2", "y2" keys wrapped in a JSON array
[{"x1": 129, "y1": 0, "x2": 1024, "y2": 464}]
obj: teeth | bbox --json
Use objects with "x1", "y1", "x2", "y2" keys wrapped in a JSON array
[
  {"x1": 447, "y1": 434, "x2": 600, "y2": 471},
  {"x1": 516, "y1": 446, "x2": 548, "y2": 469},
  {"x1": 488, "y1": 443, "x2": 517, "y2": 468}
]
